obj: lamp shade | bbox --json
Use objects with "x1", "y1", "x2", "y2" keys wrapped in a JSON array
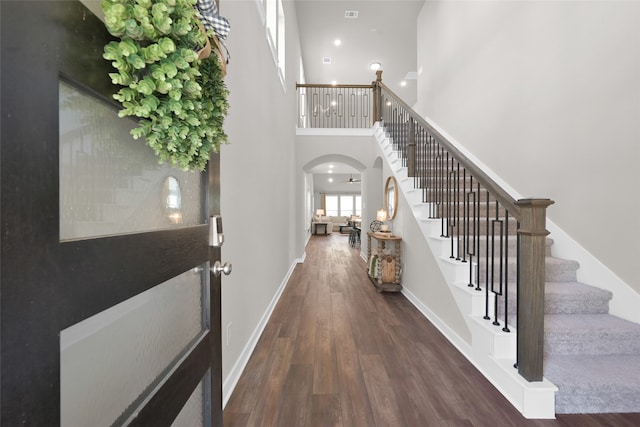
[
  {"x1": 376, "y1": 209, "x2": 388, "y2": 221},
  {"x1": 316, "y1": 209, "x2": 325, "y2": 217}
]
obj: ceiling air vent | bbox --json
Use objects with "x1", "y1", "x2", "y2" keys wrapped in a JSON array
[
  {"x1": 344, "y1": 10, "x2": 359, "y2": 19},
  {"x1": 322, "y1": 57, "x2": 332, "y2": 64}
]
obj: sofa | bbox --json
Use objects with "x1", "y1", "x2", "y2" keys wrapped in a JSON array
[{"x1": 312, "y1": 216, "x2": 350, "y2": 233}]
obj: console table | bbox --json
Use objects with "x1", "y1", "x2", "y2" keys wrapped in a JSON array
[
  {"x1": 313, "y1": 222, "x2": 329, "y2": 235},
  {"x1": 366, "y1": 232, "x2": 402, "y2": 292}
]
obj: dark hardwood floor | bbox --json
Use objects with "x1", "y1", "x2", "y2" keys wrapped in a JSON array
[{"x1": 223, "y1": 234, "x2": 640, "y2": 427}]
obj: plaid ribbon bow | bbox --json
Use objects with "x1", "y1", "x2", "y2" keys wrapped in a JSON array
[{"x1": 197, "y1": 0, "x2": 231, "y2": 39}]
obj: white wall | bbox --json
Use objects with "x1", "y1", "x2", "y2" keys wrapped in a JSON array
[
  {"x1": 416, "y1": 1, "x2": 640, "y2": 295},
  {"x1": 218, "y1": 0, "x2": 303, "y2": 398},
  {"x1": 374, "y1": 152, "x2": 472, "y2": 342}
]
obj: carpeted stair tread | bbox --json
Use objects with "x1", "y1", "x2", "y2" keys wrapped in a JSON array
[
  {"x1": 544, "y1": 257, "x2": 580, "y2": 282},
  {"x1": 477, "y1": 256, "x2": 579, "y2": 283},
  {"x1": 544, "y1": 354, "x2": 640, "y2": 413},
  {"x1": 544, "y1": 282, "x2": 612, "y2": 314},
  {"x1": 503, "y1": 281, "x2": 612, "y2": 316},
  {"x1": 545, "y1": 314, "x2": 640, "y2": 356}
]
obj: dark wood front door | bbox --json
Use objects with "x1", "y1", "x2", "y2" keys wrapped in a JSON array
[{"x1": 1, "y1": 1, "x2": 222, "y2": 425}]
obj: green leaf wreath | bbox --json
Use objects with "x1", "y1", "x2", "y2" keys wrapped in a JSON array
[{"x1": 101, "y1": 0, "x2": 229, "y2": 171}]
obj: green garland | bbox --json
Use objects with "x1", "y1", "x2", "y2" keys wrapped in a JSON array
[{"x1": 101, "y1": 0, "x2": 229, "y2": 171}]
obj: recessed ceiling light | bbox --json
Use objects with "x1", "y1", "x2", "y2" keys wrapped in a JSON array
[
  {"x1": 328, "y1": 178, "x2": 333, "y2": 182},
  {"x1": 334, "y1": 39, "x2": 342, "y2": 46},
  {"x1": 328, "y1": 170, "x2": 333, "y2": 174},
  {"x1": 370, "y1": 62, "x2": 381, "y2": 71},
  {"x1": 331, "y1": 80, "x2": 337, "y2": 86},
  {"x1": 329, "y1": 164, "x2": 334, "y2": 168},
  {"x1": 400, "y1": 81, "x2": 407, "y2": 87}
]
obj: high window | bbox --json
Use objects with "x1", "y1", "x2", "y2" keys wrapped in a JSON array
[
  {"x1": 264, "y1": 0, "x2": 285, "y2": 88},
  {"x1": 276, "y1": 0, "x2": 285, "y2": 81}
]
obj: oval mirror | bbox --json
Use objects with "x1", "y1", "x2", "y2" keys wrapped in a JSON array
[{"x1": 384, "y1": 176, "x2": 398, "y2": 220}]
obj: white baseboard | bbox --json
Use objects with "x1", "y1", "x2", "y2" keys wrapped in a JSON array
[
  {"x1": 402, "y1": 287, "x2": 557, "y2": 419},
  {"x1": 222, "y1": 259, "x2": 298, "y2": 408},
  {"x1": 401, "y1": 286, "x2": 473, "y2": 357}
]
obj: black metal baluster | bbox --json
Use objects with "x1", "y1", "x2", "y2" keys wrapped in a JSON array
[
  {"x1": 467, "y1": 177, "x2": 476, "y2": 287},
  {"x1": 437, "y1": 145, "x2": 444, "y2": 224},
  {"x1": 428, "y1": 134, "x2": 434, "y2": 214},
  {"x1": 449, "y1": 163, "x2": 455, "y2": 257},
  {"x1": 483, "y1": 189, "x2": 491, "y2": 319},
  {"x1": 515, "y1": 221, "x2": 521, "y2": 369},
  {"x1": 426, "y1": 134, "x2": 432, "y2": 211},
  {"x1": 461, "y1": 168, "x2": 468, "y2": 263},
  {"x1": 492, "y1": 202, "x2": 503, "y2": 327},
  {"x1": 455, "y1": 162, "x2": 462, "y2": 260},
  {"x1": 442, "y1": 152, "x2": 449, "y2": 238},
  {"x1": 425, "y1": 133, "x2": 431, "y2": 209},
  {"x1": 475, "y1": 182, "x2": 482, "y2": 291},
  {"x1": 415, "y1": 126, "x2": 422, "y2": 190},
  {"x1": 503, "y1": 209, "x2": 511, "y2": 333}
]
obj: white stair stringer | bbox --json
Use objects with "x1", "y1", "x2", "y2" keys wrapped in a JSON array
[{"x1": 374, "y1": 123, "x2": 558, "y2": 419}]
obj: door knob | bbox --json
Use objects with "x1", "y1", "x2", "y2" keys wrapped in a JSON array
[{"x1": 211, "y1": 261, "x2": 232, "y2": 277}]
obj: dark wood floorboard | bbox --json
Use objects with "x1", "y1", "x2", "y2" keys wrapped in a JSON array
[{"x1": 223, "y1": 234, "x2": 640, "y2": 427}]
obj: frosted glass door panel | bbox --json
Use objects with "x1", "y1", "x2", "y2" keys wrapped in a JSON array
[
  {"x1": 171, "y1": 373, "x2": 207, "y2": 427},
  {"x1": 59, "y1": 80, "x2": 204, "y2": 241},
  {"x1": 60, "y1": 266, "x2": 208, "y2": 427}
]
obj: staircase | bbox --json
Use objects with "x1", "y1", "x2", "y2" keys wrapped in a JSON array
[
  {"x1": 542, "y1": 281, "x2": 640, "y2": 413},
  {"x1": 501, "y1": 242, "x2": 640, "y2": 413},
  {"x1": 373, "y1": 124, "x2": 640, "y2": 416}
]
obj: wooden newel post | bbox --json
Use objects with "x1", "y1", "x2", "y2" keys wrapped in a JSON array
[
  {"x1": 515, "y1": 198, "x2": 554, "y2": 381},
  {"x1": 372, "y1": 70, "x2": 383, "y2": 125}
]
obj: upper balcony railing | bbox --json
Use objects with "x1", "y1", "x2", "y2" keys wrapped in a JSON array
[
  {"x1": 297, "y1": 72, "x2": 553, "y2": 384},
  {"x1": 296, "y1": 83, "x2": 375, "y2": 129}
]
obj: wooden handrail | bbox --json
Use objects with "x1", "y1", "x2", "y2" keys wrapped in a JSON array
[
  {"x1": 376, "y1": 81, "x2": 522, "y2": 219},
  {"x1": 296, "y1": 83, "x2": 374, "y2": 89}
]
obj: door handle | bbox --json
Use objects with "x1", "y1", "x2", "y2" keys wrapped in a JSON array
[{"x1": 211, "y1": 261, "x2": 232, "y2": 277}]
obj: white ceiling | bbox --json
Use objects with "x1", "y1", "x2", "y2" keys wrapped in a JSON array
[
  {"x1": 295, "y1": 0, "x2": 424, "y2": 106},
  {"x1": 308, "y1": 162, "x2": 359, "y2": 175},
  {"x1": 297, "y1": 1, "x2": 423, "y2": 190},
  {"x1": 313, "y1": 173, "x2": 362, "y2": 194}
]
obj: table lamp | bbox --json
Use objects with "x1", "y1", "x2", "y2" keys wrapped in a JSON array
[{"x1": 377, "y1": 209, "x2": 390, "y2": 232}]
